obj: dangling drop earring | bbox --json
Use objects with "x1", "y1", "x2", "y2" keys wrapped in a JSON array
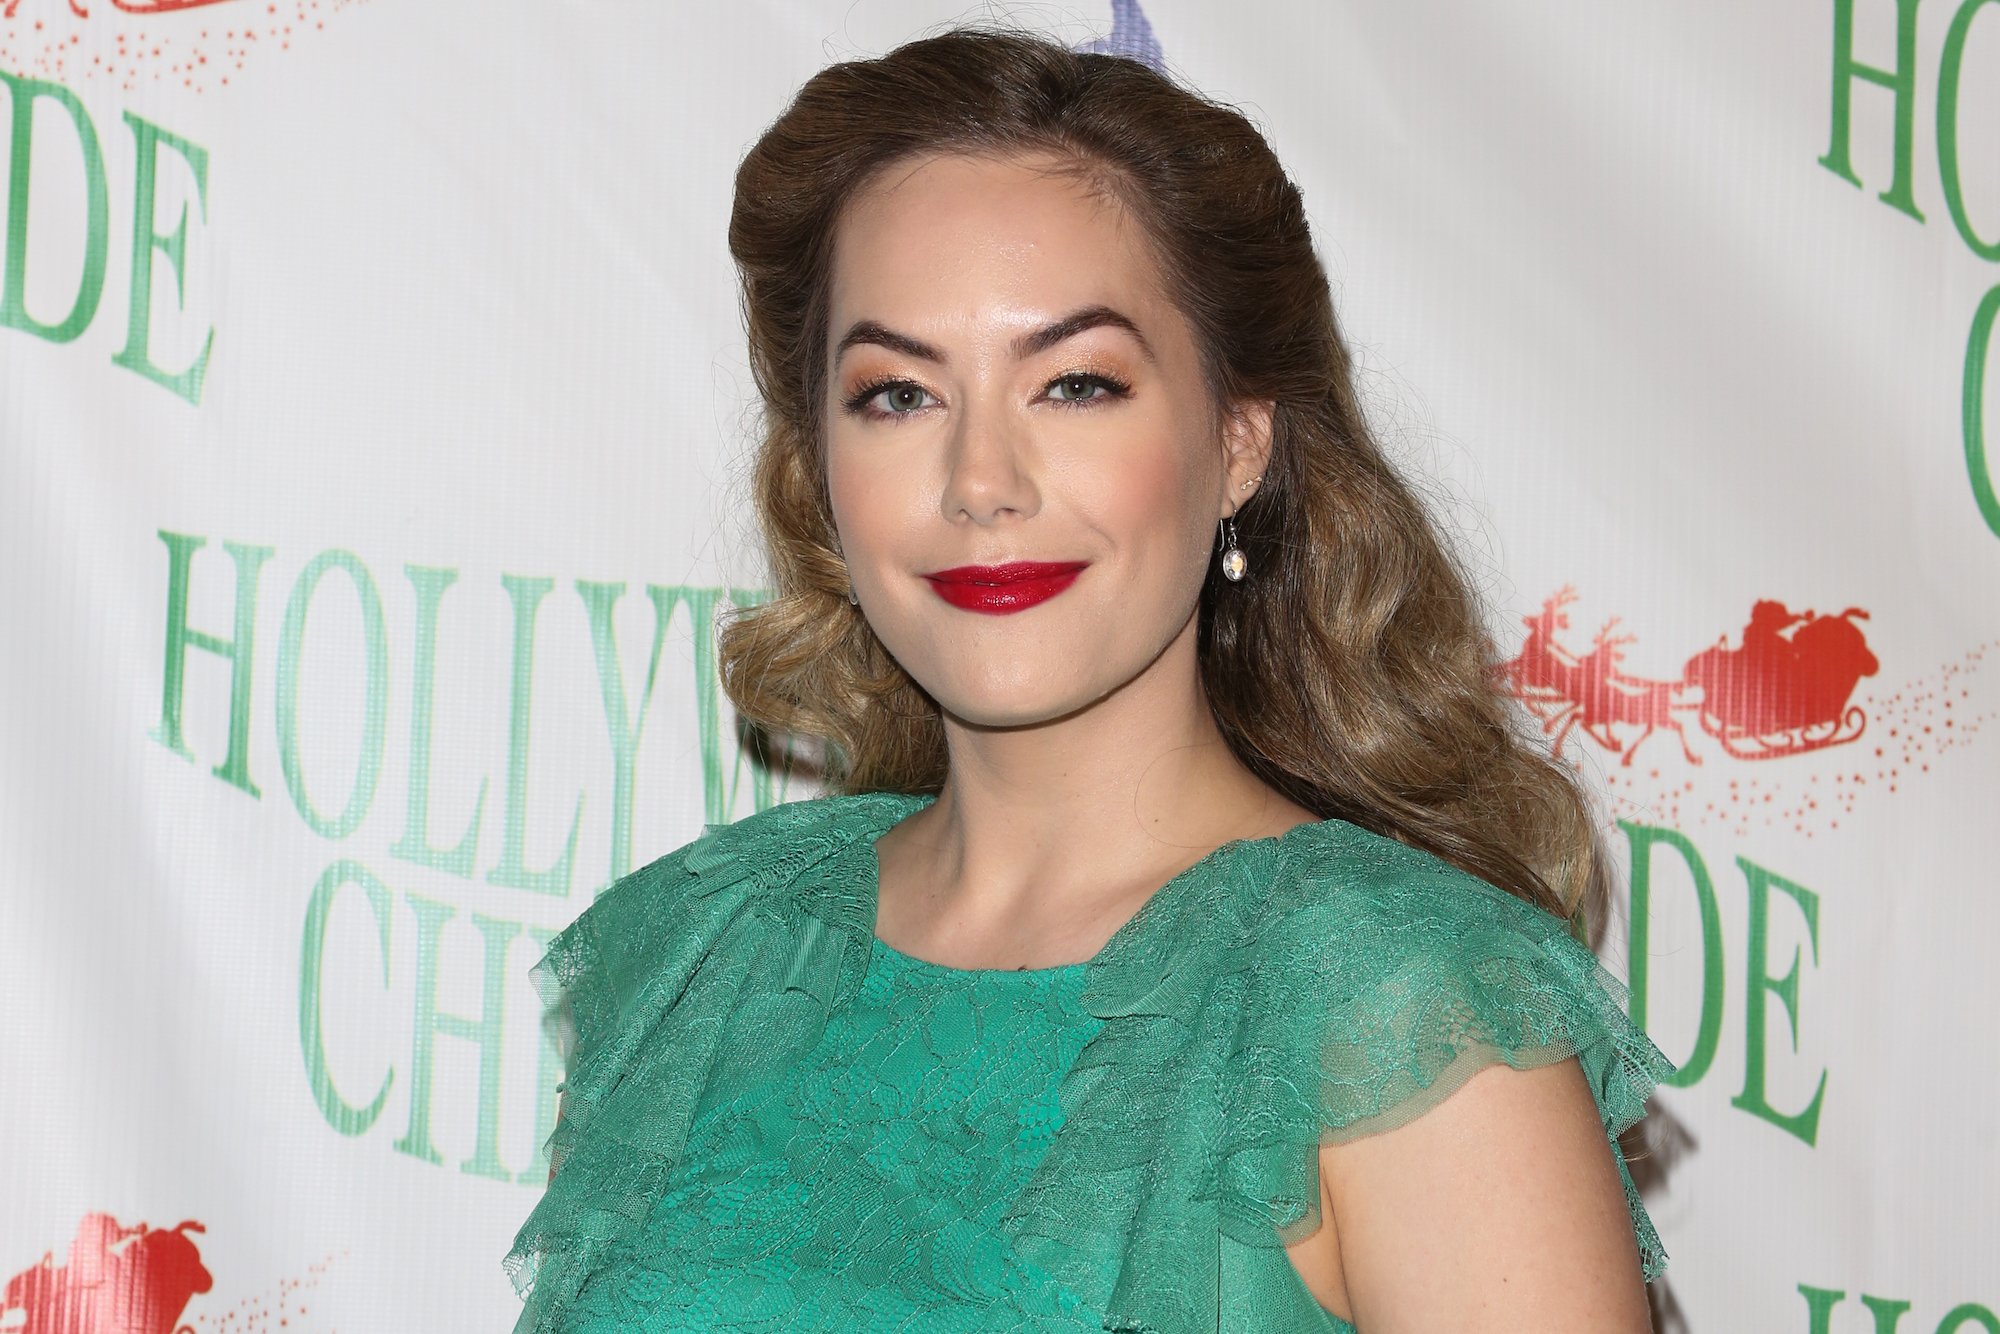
[{"x1": 1218, "y1": 516, "x2": 1248, "y2": 582}]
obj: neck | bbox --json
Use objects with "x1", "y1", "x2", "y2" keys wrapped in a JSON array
[{"x1": 880, "y1": 611, "x2": 1301, "y2": 945}]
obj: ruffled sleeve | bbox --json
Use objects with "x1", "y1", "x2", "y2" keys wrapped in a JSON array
[
  {"x1": 501, "y1": 792, "x2": 921, "y2": 1333},
  {"x1": 1213, "y1": 825, "x2": 1677, "y2": 1279},
  {"x1": 991, "y1": 819, "x2": 1675, "y2": 1334}
]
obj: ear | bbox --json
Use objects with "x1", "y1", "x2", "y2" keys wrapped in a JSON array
[{"x1": 1219, "y1": 398, "x2": 1276, "y2": 518}]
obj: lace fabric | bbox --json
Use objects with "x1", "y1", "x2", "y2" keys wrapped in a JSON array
[
  {"x1": 504, "y1": 790, "x2": 1675, "y2": 1334},
  {"x1": 552, "y1": 937, "x2": 1107, "y2": 1331}
]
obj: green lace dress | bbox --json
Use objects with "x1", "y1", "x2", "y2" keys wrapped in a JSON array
[{"x1": 504, "y1": 790, "x2": 1673, "y2": 1333}]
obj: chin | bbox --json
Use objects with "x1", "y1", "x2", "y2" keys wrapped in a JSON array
[{"x1": 926, "y1": 667, "x2": 1104, "y2": 731}]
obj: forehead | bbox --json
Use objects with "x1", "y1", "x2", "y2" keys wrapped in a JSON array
[{"x1": 828, "y1": 150, "x2": 1170, "y2": 325}]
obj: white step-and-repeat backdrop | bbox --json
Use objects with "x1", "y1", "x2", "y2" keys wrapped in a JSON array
[{"x1": 2, "y1": 1, "x2": 1993, "y2": 1330}]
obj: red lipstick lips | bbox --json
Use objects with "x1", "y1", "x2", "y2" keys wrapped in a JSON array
[{"x1": 922, "y1": 561, "x2": 1088, "y2": 614}]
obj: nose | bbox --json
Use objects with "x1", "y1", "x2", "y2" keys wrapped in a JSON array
[{"x1": 939, "y1": 392, "x2": 1041, "y2": 525}]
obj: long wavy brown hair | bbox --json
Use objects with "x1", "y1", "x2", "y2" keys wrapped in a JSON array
[{"x1": 718, "y1": 24, "x2": 1609, "y2": 934}]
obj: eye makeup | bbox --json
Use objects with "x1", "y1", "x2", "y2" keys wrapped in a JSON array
[{"x1": 839, "y1": 366, "x2": 1135, "y2": 423}]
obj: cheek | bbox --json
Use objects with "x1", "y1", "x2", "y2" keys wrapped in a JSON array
[
  {"x1": 1077, "y1": 431, "x2": 1214, "y2": 569},
  {"x1": 825, "y1": 458, "x2": 861, "y2": 536},
  {"x1": 826, "y1": 444, "x2": 898, "y2": 550},
  {"x1": 827, "y1": 447, "x2": 940, "y2": 591}
]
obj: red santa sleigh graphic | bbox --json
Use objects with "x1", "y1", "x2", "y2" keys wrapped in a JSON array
[
  {"x1": 1, "y1": 1214, "x2": 211, "y2": 1334},
  {"x1": 1500, "y1": 587, "x2": 1878, "y2": 766},
  {"x1": 1683, "y1": 599, "x2": 1877, "y2": 760}
]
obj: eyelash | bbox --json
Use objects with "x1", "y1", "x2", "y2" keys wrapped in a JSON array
[{"x1": 841, "y1": 369, "x2": 1134, "y2": 422}]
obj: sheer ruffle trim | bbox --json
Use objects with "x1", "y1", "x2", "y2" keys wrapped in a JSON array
[
  {"x1": 501, "y1": 792, "x2": 924, "y2": 1333},
  {"x1": 1042, "y1": 824, "x2": 1675, "y2": 1332},
  {"x1": 1206, "y1": 836, "x2": 1675, "y2": 1278}
]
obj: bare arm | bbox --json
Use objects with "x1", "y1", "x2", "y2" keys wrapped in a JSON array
[{"x1": 1319, "y1": 1056, "x2": 1653, "y2": 1333}]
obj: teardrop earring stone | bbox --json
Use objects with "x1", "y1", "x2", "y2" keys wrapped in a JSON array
[{"x1": 1221, "y1": 547, "x2": 1247, "y2": 581}]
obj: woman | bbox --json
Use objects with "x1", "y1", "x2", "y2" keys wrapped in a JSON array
[{"x1": 506, "y1": 24, "x2": 1674, "y2": 1333}]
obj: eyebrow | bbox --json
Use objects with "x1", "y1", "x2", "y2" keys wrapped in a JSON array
[{"x1": 832, "y1": 304, "x2": 1157, "y2": 369}]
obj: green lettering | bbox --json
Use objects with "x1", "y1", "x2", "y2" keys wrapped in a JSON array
[
  {"x1": 1731, "y1": 857, "x2": 1829, "y2": 1144},
  {"x1": 276, "y1": 549, "x2": 389, "y2": 840},
  {"x1": 485, "y1": 574, "x2": 583, "y2": 897},
  {"x1": 111, "y1": 111, "x2": 214, "y2": 403},
  {"x1": 1818, "y1": 0, "x2": 1927, "y2": 221},
  {"x1": 298, "y1": 860, "x2": 393, "y2": 1135},
  {"x1": 393, "y1": 891, "x2": 521, "y2": 1180},
  {"x1": 710, "y1": 586, "x2": 792, "y2": 825},
  {"x1": 1802, "y1": 1285, "x2": 1849, "y2": 1334},
  {"x1": 1621, "y1": 821, "x2": 1725, "y2": 1087},
  {"x1": 0, "y1": 71, "x2": 107, "y2": 344},
  {"x1": 1939, "y1": 0, "x2": 2000, "y2": 259},
  {"x1": 578, "y1": 580, "x2": 674, "y2": 896},
  {"x1": 1864, "y1": 1295, "x2": 1915, "y2": 1332},
  {"x1": 390, "y1": 564, "x2": 487, "y2": 878},
  {"x1": 1966, "y1": 285, "x2": 2000, "y2": 538},
  {"x1": 149, "y1": 532, "x2": 273, "y2": 798}
]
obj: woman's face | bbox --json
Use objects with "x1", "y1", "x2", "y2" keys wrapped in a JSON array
[{"x1": 823, "y1": 149, "x2": 1268, "y2": 729}]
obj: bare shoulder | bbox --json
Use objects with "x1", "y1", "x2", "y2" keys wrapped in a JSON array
[{"x1": 1295, "y1": 1056, "x2": 1653, "y2": 1333}]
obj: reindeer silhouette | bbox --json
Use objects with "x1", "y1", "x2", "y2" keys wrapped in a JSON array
[{"x1": 1501, "y1": 588, "x2": 1700, "y2": 767}]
